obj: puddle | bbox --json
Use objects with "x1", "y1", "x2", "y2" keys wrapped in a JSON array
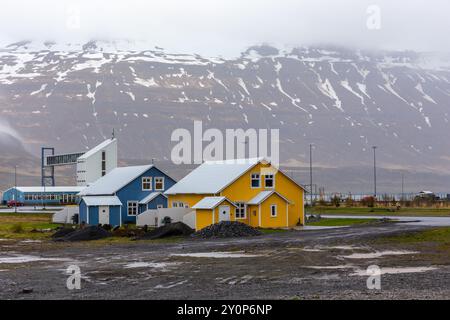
[
  {"x1": 155, "y1": 280, "x2": 188, "y2": 289},
  {"x1": 341, "y1": 250, "x2": 418, "y2": 259},
  {"x1": 351, "y1": 266, "x2": 437, "y2": 276},
  {"x1": 0, "y1": 254, "x2": 72, "y2": 264},
  {"x1": 124, "y1": 262, "x2": 180, "y2": 269},
  {"x1": 300, "y1": 248, "x2": 323, "y2": 252},
  {"x1": 171, "y1": 251, "x2": 261, "y2": 258},
  {"x1": 21, "y1": 240, "x2": 42, "y2": 243}
]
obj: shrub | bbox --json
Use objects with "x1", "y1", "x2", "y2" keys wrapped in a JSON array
[
  {"x1": 331, "y1": 195, "x2": 341, "y2": 207},
  {"x1": 11, "y1": 223, "x2": 24, "y2": 233},
  {"x1": 361, "y1": 196, "x2": 376, "y2": 207}
]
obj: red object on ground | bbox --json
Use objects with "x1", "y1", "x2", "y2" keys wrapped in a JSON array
[{"x1": 7, "y1": 200, "x2": 24, "y2": 207}]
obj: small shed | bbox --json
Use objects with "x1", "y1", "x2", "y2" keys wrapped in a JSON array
[
  {"x1": 79, "y1": 196, "x2": 122, "y2": 226},
  {"x1": 192, "y1": 196, "x2": 238, "y2": 230}
]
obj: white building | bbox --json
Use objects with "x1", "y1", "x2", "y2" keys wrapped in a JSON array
[{"x1": 76, "y1": 138, "x2": 118, "y2": 186}]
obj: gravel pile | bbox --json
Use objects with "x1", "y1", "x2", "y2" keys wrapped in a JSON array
[
  {"x1": 51, "y1": 227, "x2": 76, "y2": 239},
  {"x1": 54, "y1": 226, "x2": 112, "y2": 242},
  {"x1": 191, "y1": 221, "x2": 262, "y2": 239},
  {"x1": 137, "y1": 222, "x2": 194, "y2": 240}
]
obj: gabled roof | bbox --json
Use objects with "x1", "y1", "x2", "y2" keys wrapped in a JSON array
[
  {"x1": 164, "y1": 157, "x2": 305, "y2": 195},
  {"x1": 6, "y1": 186, "x2": 85, "y2": 193},
  {"x1": 247, "y1": 190, "x2": 291, "y2": 205},
  {"x1": 165, "y1": 158, "x2": 264, "y2": 195},
  {"x1": 82, "y1": 196, "x2": 122, "y2": 206},
  {"x1": 139, "y1": 192, "x2": 166, "y2": 204},
  {"x1": 192, "y1": 196, "x2": 237, "y2": 209},
  {"x1": 77, "y1": 138, "x2": 116, "y2": 160},
  {"x1": 79, "y1": 165, "x2": 153, "y2": 196}
]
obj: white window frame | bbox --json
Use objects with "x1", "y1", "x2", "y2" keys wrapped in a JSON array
[
  {"x1": 127, "y1": 201, "x2": 138, "y2": 216},
  {"x1": 157, "y1": 204, "x2": 164, "y2": 209},
  {"x1": 264, "y1": 174, "x2": 275, "y2": 188},
  {"x1": 154, "y1": 177, "x2": 165, "y2": 191},
  {"x1": 270, "y1": 204, "x2": 277, "y2": 217},
  {"x1": 142, "y1": 177, "x2": 153, "y2": 191},
  {"x1": 251, "y1": 173, "x2": 260, "y2": 188},
  {"x1": 235, "y1": 202, "x2": 247, "y2": 219},
  {"x1": 172, "y1": 201, "x2": 178, "y2": 208}
]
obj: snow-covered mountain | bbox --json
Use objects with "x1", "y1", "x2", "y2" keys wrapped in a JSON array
[{"x1": 1, "y1": 40, "x2": 450, "y2": 192}]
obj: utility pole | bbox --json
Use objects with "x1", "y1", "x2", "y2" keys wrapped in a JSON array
[
  {"x1": 372, "y1": 146, "x2": 377, "y2": 198},
  {"x1": 401, "y1": 173, "x2": 405, "y2": 202},
  {"x1": 14, "y1": 165, "x2": 17, "y2": 213},
  {"x1": 309, "y1": 143, "x2": 313, "y2": 207}
]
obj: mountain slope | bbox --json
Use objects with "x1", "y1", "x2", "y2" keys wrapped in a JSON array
[{"x1": 1, "y1": 40, "x2": 450, "y2": 191}]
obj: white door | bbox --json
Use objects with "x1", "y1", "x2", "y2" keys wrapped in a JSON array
[
  {"x1": 99, "y1": 206, "x2": 110, "y2": 225},
  {"x1": 218, "y1": 205, "x2": 230, "y2": 222}
]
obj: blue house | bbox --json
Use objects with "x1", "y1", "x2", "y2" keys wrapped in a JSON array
[{"x1": 78, "y1": 164, "x2": 176, "y2": 226}]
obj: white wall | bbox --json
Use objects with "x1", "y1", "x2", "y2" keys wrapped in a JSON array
[
  {"x1": 77, "y1": 139, "x2": 117, "y2": 186},
  {"x1": 137, "y1": 208, "x2": 193, "y2": 227}
]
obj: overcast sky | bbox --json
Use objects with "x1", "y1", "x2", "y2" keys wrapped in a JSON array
[{"x1": 0, "y1": 0, "x2": 448, "y2": 56}]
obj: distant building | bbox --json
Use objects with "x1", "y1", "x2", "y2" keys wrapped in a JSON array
[
  {"x1": 2, "y1": 186, "x2": 85, "y2": 205},
  {"x1": 78, "y1": 164, "x2": 176, "y2": 226},
  {"x1": 76, "y1": 138, "x2": 117, "y2": 186}
]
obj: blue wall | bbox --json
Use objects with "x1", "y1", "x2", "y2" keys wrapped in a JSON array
[
  {"x1": 117, "y1": 167, "x2": 176, "y2": 224},
  {"x1": 79, "y1": 199, "x2": 121, "y2": 227},
  {"x1": 139, "y1": 194, "x2": 167, "y2": 214},
  {"x1": 79, "y1": 166, "x2": 176, "y2": 226}
]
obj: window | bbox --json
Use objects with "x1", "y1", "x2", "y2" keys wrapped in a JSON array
[
  {"x1": 172, "y1": 202, "x2": 184, "y2": 208},
  {"x1": 270, "y1": 204, "x2": 277, "y2": 217},
  {"x1": 184, "y1": 204, "x2": 189, "y2": 208},
  {"x1": 142, "y1": 177, "x2": 152, "y2": 190},
  {"x1": 157, "y1": 204, "x2": 164, "y2": 209},
  {"x1": 264, "y1": 174, "x2": 274, "y2": 188},
  {"x1": 101, "y1": 151, "x2": 106, "y2": 176},
  {"x1": 251, "y1": 173, "x2": 260, "y2": 188},
  {"x1": 128, "y1": 201, "x2": 138, "y2": 216},
  {"x1": 235, "y1": 202, "x2": 246, "y2": 219},
  {"x1": 155, "y1": 177, "x2": 165, "y2": 190}
]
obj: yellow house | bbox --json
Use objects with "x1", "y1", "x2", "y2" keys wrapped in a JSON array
[{"x1": 165, "y1": 158, "x2": 305, "y2": 230}]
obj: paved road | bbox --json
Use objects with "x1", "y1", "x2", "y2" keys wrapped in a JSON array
[
  {"x1": 0, "y1": 206, "x2": 63, "y2": 213},
  {"x1": 322, "y1": 214, "x2": 450, "y2": 227}
]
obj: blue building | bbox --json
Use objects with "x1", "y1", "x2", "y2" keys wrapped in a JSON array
[
  {"x1": 2, "y1": 186, "x2": 85, "y2": 206},
  {"x1": 78, "y1": 164, "x2": 176, "y2": 226}
]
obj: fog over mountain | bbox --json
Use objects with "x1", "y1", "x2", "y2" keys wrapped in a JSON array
[{"x1": 1, "y1": 39, "x2": 450, "y2": 193}]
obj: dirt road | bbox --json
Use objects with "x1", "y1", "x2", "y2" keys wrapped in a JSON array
[{"x1": 1, "y1": 223, "x2": 449, "y2": 299}]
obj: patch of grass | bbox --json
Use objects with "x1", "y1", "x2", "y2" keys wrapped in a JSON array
[
  {"x1": 0, "y1": 212, "x2": 59, "y2": 239},
  {"x1": 10, "y1": 223, "x2": 24, "y2": 233},
  {"x1": 310, "y1": 206, "x2": 450, "y2": 217},
  {"x1": 377, "y1": 227, "x2": 450, "y2": 245},
  {"x1": 306, "y1": 217, "x2": 378, "y2": 227}
]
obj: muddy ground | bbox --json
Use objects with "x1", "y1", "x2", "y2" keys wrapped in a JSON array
[{"x1": 0, "y1": 223, "x2": 449, "y2": 299}]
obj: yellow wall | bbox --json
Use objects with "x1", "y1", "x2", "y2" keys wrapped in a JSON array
[
  {"x1": 220, "y1": 162, "x2": 304, "y2": 227},
  {"x1": 195, "y1": 200, "x2": 236, "y2": 230},
  {"x1": 168, "y1": 194, "x2": 213, "y2": 208},
  {"x1": 167, "y1": 161, "x2": 304, "y2": 230}
]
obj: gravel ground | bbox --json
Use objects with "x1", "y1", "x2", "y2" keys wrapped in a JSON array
[{"x1": 0, "y1": 223, "x2": 449, "y2": 300}]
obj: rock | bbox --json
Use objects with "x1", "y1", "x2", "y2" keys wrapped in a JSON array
[
  {"x1": 136, "y1": 222, "x2": 194, "y2": 240},
  {"x1": 55, "y1": 226, "x2": 112, "y2": 242},
  {"x1": 22, "y1": 288, "x2": 33, "y2": 294},
  {"x1": 51, "y1": 227, "x2": 76, "y2": 239},
  {"x1": 191, "y1": 221, "x2": 262, "y2": 239}
]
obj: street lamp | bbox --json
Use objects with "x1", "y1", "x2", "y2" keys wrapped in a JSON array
[
  {"x1": 309, "y1": 143, "x2": 314, "y2": 207},
  {"x1": 14, "y1": 165, "x2": 17, "y2": 213},
  {"x1": 372, "y1": 146, "x2": 377, "y2": 198}
]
